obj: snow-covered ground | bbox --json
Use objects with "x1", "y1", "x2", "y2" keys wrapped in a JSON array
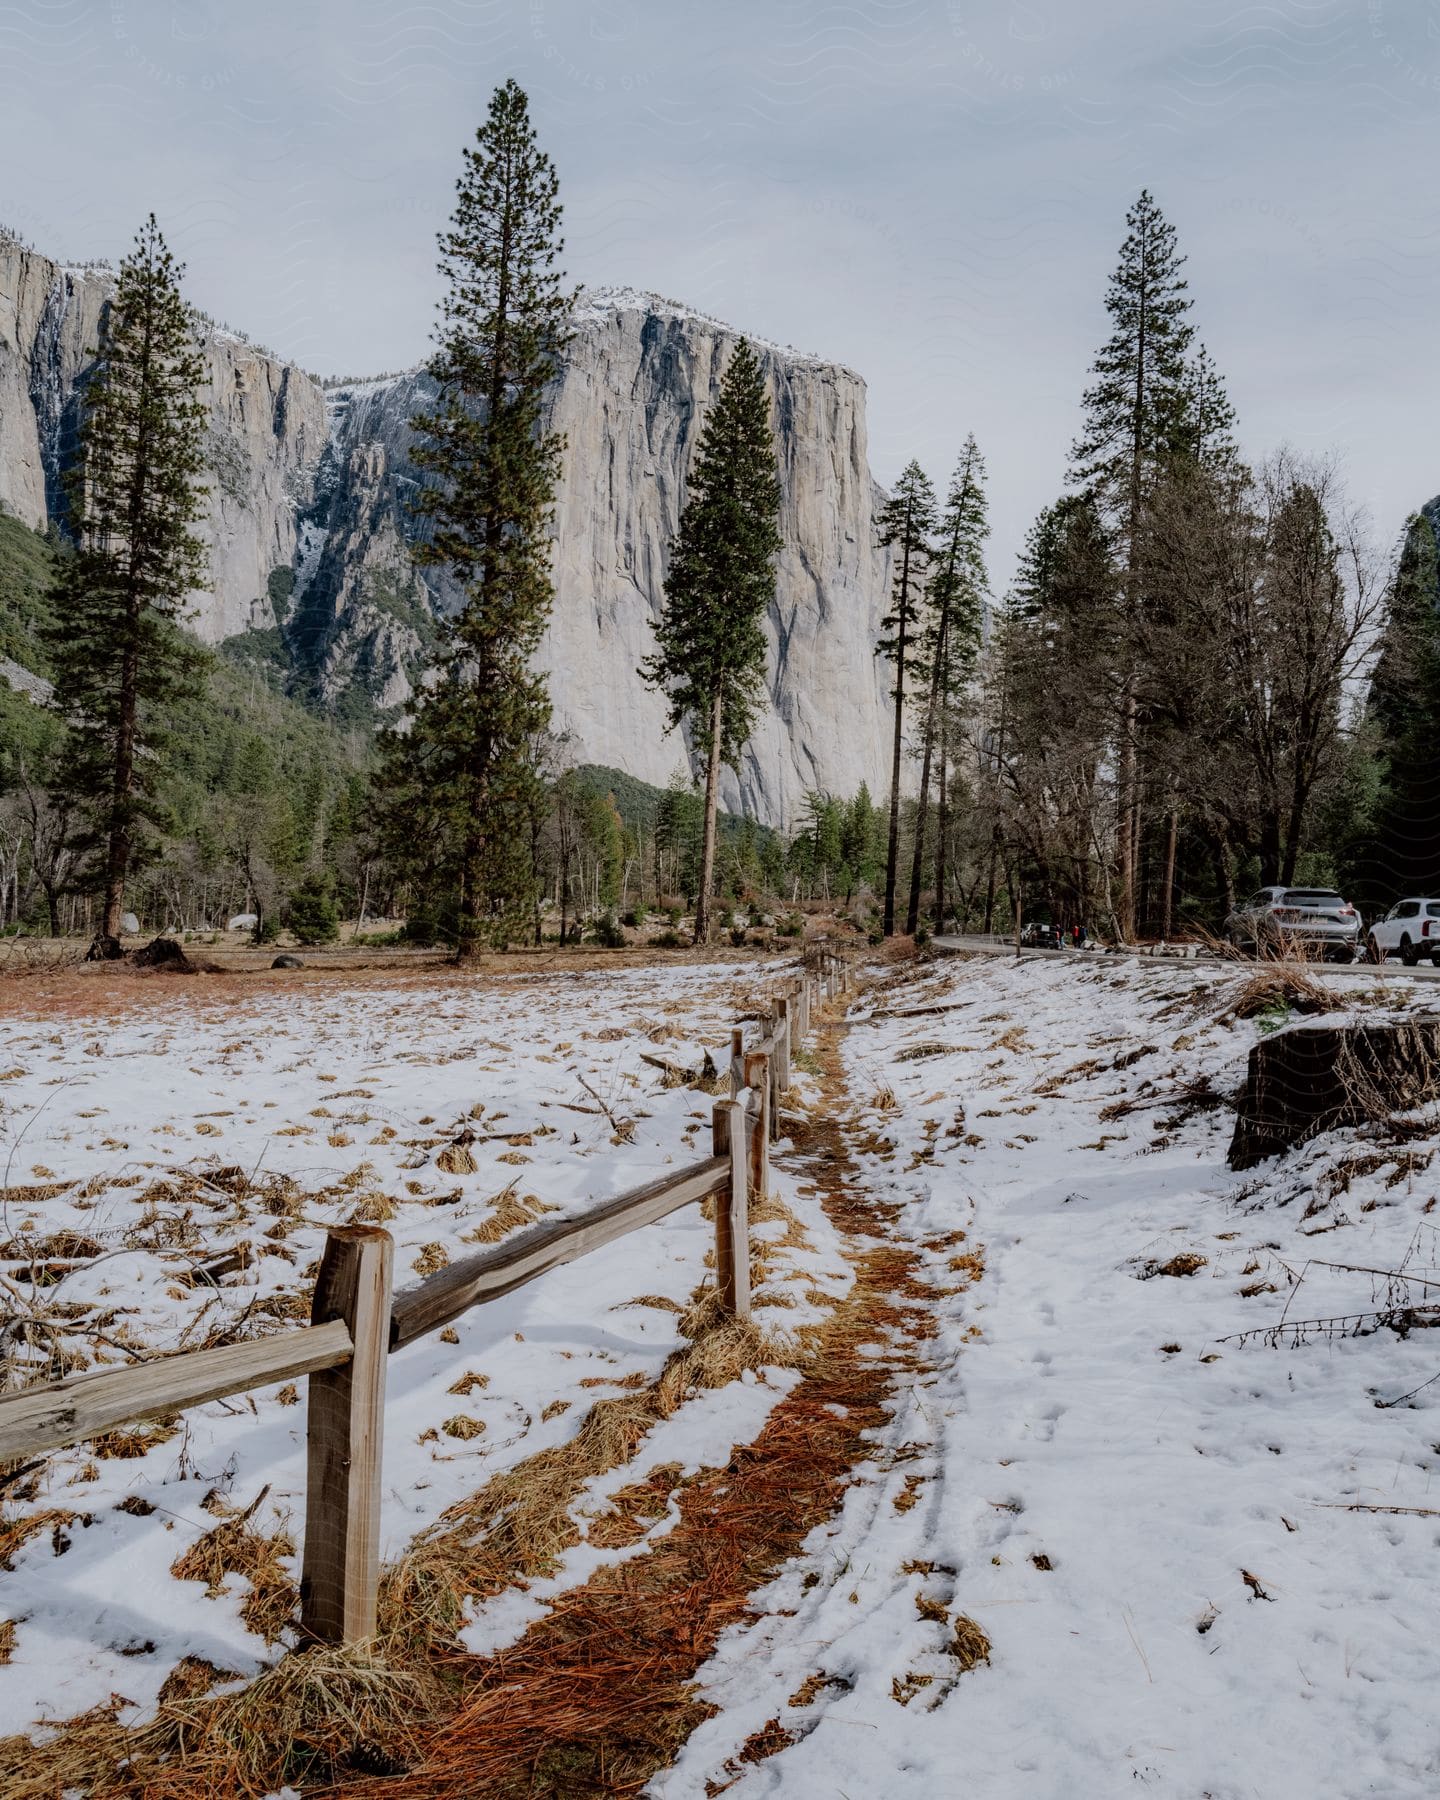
[
  {"x1": 9, "y1": 952, "x2": 1440, "y2": 1794},
  {"x1": 662, "y1": 955, "x2": 1440, "y2": 1798},
  {"x1": 0, "y1": 962, "x2": 848, "y2": 1732}
]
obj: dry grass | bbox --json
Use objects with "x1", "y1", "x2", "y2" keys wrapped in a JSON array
[
  {"x1": 950, "y1": 1613, "x2": 993, "y2": 1671},
  {"x1": 0, "y1": 1622, "x2": 448, "y2": 1799},
  {"x1": 1223, "y1": 965, "x2": 1335, "y2": 1022},
  {"x1": 434, "y1": 1142, "x2": 477, "y2": 1176},
  {"x1": 348, "y1": 1190, "x2": 398, "y2": 1224},
  {"x1": 91, "y1": 1421, "x2": 177, "y2": 1459},
  {"x1": 411, "y1": 1242, "x2": 450, "y2": 1278},
  {"x1": 461, "y1": 1182, "x2": 558, "y2": 1245},
  {"x1": 170, "y1": 1509, "x2": 297, "y2": 1645},
  {"x1": 1140, "y1": 1251, "x2": 1209, "y2": 1280},
  {"x1": 0, "y1": 1507, "x2": 87, "y2": 1571}
]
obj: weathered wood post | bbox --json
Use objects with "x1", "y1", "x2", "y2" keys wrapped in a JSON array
[
  {"x1": 776, "y1": 995, "x2": 792, "y2": 1093},
  {"x1": 796, "y1": 976, "x2": 809, "y2": 1044},
  {"x1": 744, "y1": 1049, "x2": 770, "y2": 1211},
  {"x1": 729, "y1": 1025, "x2": 744, "y2": 1099},
  {"x1": 301, "y1": 1225, "x2": 393, "y2": 1644},
  {"x1": 710, "y1": 1098, "x2": 751, "y2": 1317}
]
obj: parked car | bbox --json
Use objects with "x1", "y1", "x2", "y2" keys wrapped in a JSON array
[
  {"x1": 1365, "y1": 898, "x2": 1440, "y2": 966},
  {"x1": 1019, "y1": 921, "x2": 1062, "y2": 949},
  {"x1": 1224, "y1": 886, "x2": 1361, "y2": 962}
]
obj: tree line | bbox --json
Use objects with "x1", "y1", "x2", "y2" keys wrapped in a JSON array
[{"x1": 6, "y1": 98, "x2": 1436, "y2": 954}]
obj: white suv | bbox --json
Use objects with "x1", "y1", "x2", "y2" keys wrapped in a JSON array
[{"x1": 1366, "y1": 899, "x2": 1440, "y2": 967}]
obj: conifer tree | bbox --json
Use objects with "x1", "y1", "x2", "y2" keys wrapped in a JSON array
[
  {"x1": 907, "y1": 435, "x2": 989, "y2": 933},
  {"x1": 875, "y1": 460, "x2": 937, "y2": 935},
  {"x1": 379, "y1": 79, "x2": 571, "y2": 956},
  {"x1": 1355, "y1": 509, "x2": 1440, "y2": 901},
  {"x1": 640, "y1": 337, "x2": 782, "y2": 942},
  {"x1": 1070, "y1": 189, "x2": 1236, "y2": 937},
  {"x1": 841, "y1": 782, "x2": 882, "y2": 899},
  {"x1": 43, "y1": 215, "x2": 209, "y2": 957}
]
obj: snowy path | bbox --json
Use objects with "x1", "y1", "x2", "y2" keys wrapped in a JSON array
[{"x1": 660, "y1": 955, "x2": 1440, "y2": 1799}]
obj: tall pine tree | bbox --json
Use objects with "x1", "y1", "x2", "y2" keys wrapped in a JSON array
[
  {"x1": 43, "y1": 214, "x2": 209, "y2": 956},
  {"x1": 1070, "y1": 189, "x2": 1236, "y2": 937},
  {"x1": 1358, "y1": 506, "x2": 1440, "y2": 902},
  {"x1": 379, "y1": 79, "x2": 571, "y2": 956},
  {"x1": 876, "y1": 460, "x2": 937, "y2": 936},
  {"x1": 640, "y1": 338, "x2": 782, "y2": 942},
  {"x1": 906, "y1": 435, "x2": 988, "y2": 933}
]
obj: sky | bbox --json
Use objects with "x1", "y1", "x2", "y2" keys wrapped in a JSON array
[{"x1": 2, "y1": 0, "x2": 1439, "y2": 583}]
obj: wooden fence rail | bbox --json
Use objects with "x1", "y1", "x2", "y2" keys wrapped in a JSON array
[{"x1": 0, "y1": 945, "x2": 853, "y2": 1642}]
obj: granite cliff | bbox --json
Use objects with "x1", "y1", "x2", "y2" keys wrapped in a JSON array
[{"x1": 0, "y1": 241, "x2": 892, "y2": 825}]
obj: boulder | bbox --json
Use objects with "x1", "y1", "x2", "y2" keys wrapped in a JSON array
[
  {"x1": 120, "y1": 912, "x2": 139, "y2": 935},
  {"x1": 228, "y1": 913, "x2": 258, "y2": 932},
  {"x1": 272, "y1": 954, "x2": 304, "y2": 970}
]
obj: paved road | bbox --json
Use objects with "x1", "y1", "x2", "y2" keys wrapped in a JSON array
[{"x1": 931, "y1": 934, "x2": 1440, "y2": 983}]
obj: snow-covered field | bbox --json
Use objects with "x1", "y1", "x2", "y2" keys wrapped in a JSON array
[
  {"x1": 8, "y1": 951, "x2": 1440, "y2": 1795},
  {"x1": 663, "y1": 955, "x2": 1440, "y2": 1799},
  {"x1": 0, "y1": 961, "x2": 848, "y2": 1732}
]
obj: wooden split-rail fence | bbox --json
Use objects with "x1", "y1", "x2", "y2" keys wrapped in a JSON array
[{"x1": 0, "y1": 947, "x2": 852, "y2": 1646}]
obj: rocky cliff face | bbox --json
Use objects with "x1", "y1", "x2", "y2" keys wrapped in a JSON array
[
  {"x1": 0, "y1": 240, "x2": 329, "y2": 640},
  {"x1": 1, "y1": 241, "x2": 892, "y2": 825}
]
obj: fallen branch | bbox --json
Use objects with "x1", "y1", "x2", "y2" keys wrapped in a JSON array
[{"x1": 1315, "y1": 1502, "x2": 1440, "y2": 1517}]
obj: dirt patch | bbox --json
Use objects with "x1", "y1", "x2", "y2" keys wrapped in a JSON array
[{"x1": 0, "y1": 944, "x2": 794, "y2": 1025}]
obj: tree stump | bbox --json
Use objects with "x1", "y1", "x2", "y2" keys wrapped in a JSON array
[{"x1": 1228, "y1": 1021, "x2": 1440, "y2": 1169}]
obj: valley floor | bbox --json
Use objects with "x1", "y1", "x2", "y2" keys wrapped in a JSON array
[{"x1": 2, "y1": 952, "x2": 1439, "y2": 1795}]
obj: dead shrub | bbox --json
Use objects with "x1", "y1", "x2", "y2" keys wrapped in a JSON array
[{"x1": 1223, "y1": 966, "x2": 1334, "y2": 1023}]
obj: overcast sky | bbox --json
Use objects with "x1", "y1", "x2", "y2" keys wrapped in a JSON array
[{"x1": 3, "y1": 0, "x2": 1438, "y2": 581}]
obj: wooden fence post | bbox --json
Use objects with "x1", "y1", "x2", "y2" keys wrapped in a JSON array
[
  {"x1": 729, "y1": 1026, "x2": 744, "y2": 1099},
  {"x1": 710, "y1": 1099, "x2": 750, "y2": 1316},
  {"x1": 776, "y1": 996, "x2": 792, "y2": 1093},
  {"x1": 726, "y1": 1097, "x2": 751, "y2": 1318},
  {"x1": 744, "y1": 1049, "x2": 770, "y2": 1211},
  {"x1": 300, "y1": 1226, "x2": 393, "y2": 1645}
]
